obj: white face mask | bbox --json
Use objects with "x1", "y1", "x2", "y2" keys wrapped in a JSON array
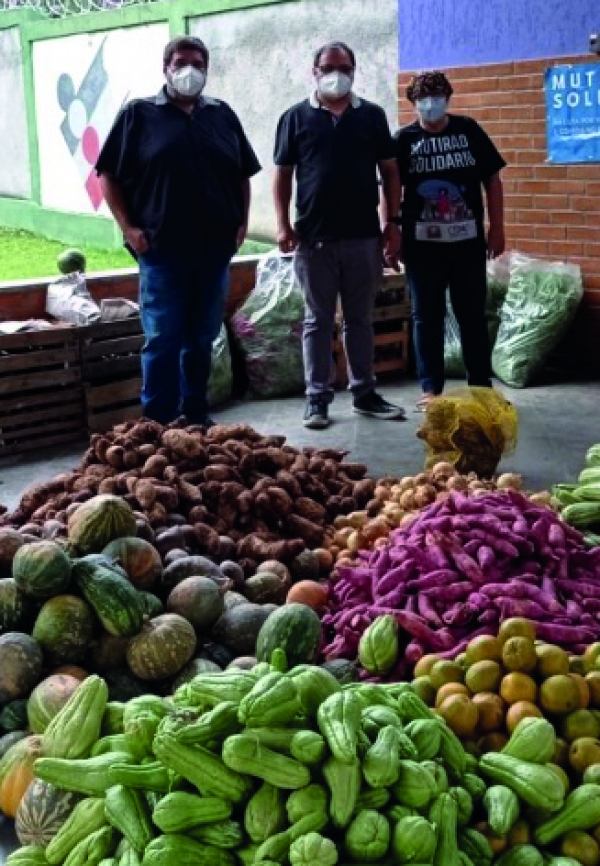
[
  {"x1": 317, "y1": 70, "x2": 354, "y2": 100},
  {"x1": 169, "y1": 65, "x2": 207, "y2": 98},
  {"x1": 416, "y1": 96, "x2": 448, "y2": 123}
]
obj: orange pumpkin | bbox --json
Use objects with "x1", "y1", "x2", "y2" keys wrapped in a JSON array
[
  {"x1": 286, "y1": 580, "x2": 328, "y2": 612},
  {"x1": 0, "y1": 735, "x2": 43, "y2": 818}
]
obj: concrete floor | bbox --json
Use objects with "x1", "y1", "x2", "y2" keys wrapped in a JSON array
[{"x1": 0, "y1": 379, "x2": 599, "y2": 858}]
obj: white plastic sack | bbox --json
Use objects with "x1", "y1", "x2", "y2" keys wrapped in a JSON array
[
  {"x1": 46, "y1": 272, "x2": 101, "y2": 326},
  {"x1": 207, "y1": 324, "x2": 233, "y2": 407},
  {"x1": 491, "y1": 254, "x2": 583, "y2": 388},
  {"x1": 230, "y1": 251, "x2": 305, "y2": 398}
]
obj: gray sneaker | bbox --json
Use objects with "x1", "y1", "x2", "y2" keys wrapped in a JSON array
[
  {"x1": 303, "y1": 396, "x2": 330, "y2": 429},
  {"x1": 353, "y1": 391, "x2": 406, "y2": 420}
]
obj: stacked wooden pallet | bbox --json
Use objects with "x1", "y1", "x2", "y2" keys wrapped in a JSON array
[
  {"x1": 79, "y1": 317, "x2": 144, "y2": 433},
  {"x1": 0, "y1": 326, "x2": 85, "y2": 456},
  {"x1": 333, "y1": 269, "x2": 411, "y2": 389}
]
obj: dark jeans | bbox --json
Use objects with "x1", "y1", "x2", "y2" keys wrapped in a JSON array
[
  {"x1": 294, "y1": 238, "x2": 382, "y2": 401},
  {"x1": 138, "y1": 246, "x2": 232, "y2": 424},
  {"x1": 404, "y1": 240, "x2": 492, "y2": 395}
]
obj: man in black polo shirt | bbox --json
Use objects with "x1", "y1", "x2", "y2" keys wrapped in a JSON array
[
  {"x1": 273, "y1": 41, "x2": 405, "y2": 429},
  {"x1": 96, "y1": 36, "x2": 261, "y2": 426}
]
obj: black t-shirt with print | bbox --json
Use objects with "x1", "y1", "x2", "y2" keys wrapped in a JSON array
[{"x1": 394, "y1": 115, "x2": 505, "y2": 247}]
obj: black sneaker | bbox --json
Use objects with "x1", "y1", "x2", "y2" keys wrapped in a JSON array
[
  {"x1": 303, "y1": 396, "x2": 330, "y2": 429},
  {"x1": 353, "y1": 391, "x2": 406, "y2": 420}
]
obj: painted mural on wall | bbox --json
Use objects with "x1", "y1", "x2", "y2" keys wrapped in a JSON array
[
  {"x1": 33, "y1": 23, "x2": 168, "y2": 214},
  {"x1": 546, "y1": 64, "x2": 600, "y2": 164}
]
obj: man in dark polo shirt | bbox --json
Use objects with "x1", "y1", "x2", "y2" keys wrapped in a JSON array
[
  {"x1": 273, "y1": 41, "x2": 405, "y2": 429},
  {"x1": 96, "y1": 35, "x2": 261, "y2": 426}
]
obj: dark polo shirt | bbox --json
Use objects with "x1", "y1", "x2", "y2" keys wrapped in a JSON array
[
  {"x1": 96, "y1": 87, "x2": 261, "y2": 255},
  {"x1": 274, "y1": 92, "x2": 395, "y2": 244}
]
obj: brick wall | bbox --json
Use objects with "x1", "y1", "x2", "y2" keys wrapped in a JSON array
[{"x1": 398, "y1": 56, "x2": 600, "y2": 373}]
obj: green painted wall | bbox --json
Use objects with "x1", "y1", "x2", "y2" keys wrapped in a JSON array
[{"x1": 0, "y1": 0, "x2": 298, "y2": 248}]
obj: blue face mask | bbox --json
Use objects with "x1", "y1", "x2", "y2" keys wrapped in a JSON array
[{"x1": 416, "y1": 96, "x2": 448, "y2": 123}]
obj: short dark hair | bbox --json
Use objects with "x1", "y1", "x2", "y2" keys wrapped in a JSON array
[
  {"x1": 313, "y1": 41, "x2": 356, "y2": 69},
  {"x1": 406, "y1": 71, "x2": 453, "y2": 103},
  {"x1": 163, "y1": 36, "x2": 210, "y2": 69}
]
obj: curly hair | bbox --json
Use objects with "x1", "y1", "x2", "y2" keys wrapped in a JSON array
[{"x1": 406, "y1": 71, "x2": 453, "y2": 104}]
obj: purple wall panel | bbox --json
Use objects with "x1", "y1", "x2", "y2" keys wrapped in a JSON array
[{"x1": 399, "y1": 0, "x2": 599, "y2": 70}]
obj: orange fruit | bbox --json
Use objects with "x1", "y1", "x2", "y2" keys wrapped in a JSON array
[
  {"x1": 571, "y1": 673, "x2": 592, "y2": 709},
  {"x1": 429, "y1": 660, "x2": 464, "y2": 690},
  {"x1": 561, "y1": 830, "x2": 600, "y2": 866},
  {"x1": 502, "y1": 636, "x2": 537, "y2": 673},
  {"x1": 478, "y1": 732, "x2": 509, "y2": 754},
  {"x1": 472, "y1": 693, "x2": 506, "y2": 733},
  {"x1": 498, "y1": 617, "x2": 536, "y2": 645},
  {"x1": 506, "y1": 701, "x2": 543, "y2": 733},
  {"x1": 474, "y1": 823, "x2": 507, "y2": 854},
  {"x1": 553, "y1": 737, "x2": 570, "y2": 768},
  {"x1": 435, "y1": 682, "x2": 470, "y2": 708},
  {"x1": 508, "y1": 820, "x2": 532, "y2": 847},
  {"x1": 570, "y1": 738, "x2": 600, "y2": 774},
  {"x1": 540, "y1": 675, "x2": 581, "y2": 715},
  {"x1": 438, "y1": 694, "x2": 479, "y2": 738},
  {"x1": 464, "y1": 635, "x2": 503, "y2": 666},
  {"x1": 586, "y1": 672, "x2": 600, "y2": 708},
  {"x1": 413, "y1": 654, "x2": 441, "y2": 678},
  {"x1": 500, "y1": 672, "x2": 537, "y2": 705},
  {"x1": 465, "y1": 661, "x2": 502, "y2": 694},
  {"x1": 411, "y1": 677, "x2": 437, "y2": 706},
  {"x1": 571, "y1": 655, "x2": 589, "y2": 675},
  {"x1": 536, "y1": 644, "x2": 570, "y2": 678},
  {"x1": 561, "y1": 709, "x2": 600, "y2": 743}
]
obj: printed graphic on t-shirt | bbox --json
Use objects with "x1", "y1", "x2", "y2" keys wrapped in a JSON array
[{"x1": 414, "y1": 179, "x2": 477, "y2": 243}]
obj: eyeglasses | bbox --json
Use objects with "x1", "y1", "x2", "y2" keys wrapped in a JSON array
[{"x1": 317, "y1": 65, "x2": 354, "y2": 75}]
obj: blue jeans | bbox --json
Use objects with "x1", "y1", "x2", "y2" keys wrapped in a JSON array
[
  {"x1": 138, "y1": 246, "x2": 233, "y2": 423},
  {"x1": 404, "y1": 240, "x2": 492, "y2": 395}
]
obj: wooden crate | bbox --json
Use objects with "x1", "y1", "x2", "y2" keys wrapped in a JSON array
[
  {"x1": 0, "y1": 326, "x2": 86, "y2": 455},
  {"x1": 333, "y1": 308, "x2": 411, "y2": 389},
  {"x1": 79, "y1": 318, "x2": 144, "y2": 433},
  {"x1": 84, "y1": 376, "x2": 143, "y2": 433}
]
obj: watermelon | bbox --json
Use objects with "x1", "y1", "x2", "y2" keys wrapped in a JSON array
[
  {"x1": 0, "y1": 700, "x2": 29, "y2": 734},
  {"x1": 0, "y1": 529, "x2": 24, "y2": 578},
  {"x1": 0, "y1": 579, "x2": 33, "y2": 634},
  {"x1": 27, "y1": 674, "x2": 81, "y2": 734},
  {"x1": 256, "y1": 603, "x2": 321, "y2": 668},
  {"x1": 16, "y1": 779, "x2": 80, "y2": 846},
  {"x1": 102, "y1": 537, "x2": 163, "y2": 591},
  {"x1": 68, "y1": 495, "x2": 137, "y2": 555},
  {"x1": 126, "y1": 614, "x2": 196, "y2": 681},
  {"x1": 0, "y1": 633, "x2": 44, "y2": 703},
  {"x1": 12, "y1": 541, "x2": 71, "y2": 600},
  {"x1": 57, "y1": 248, "x2": 86, "y2": 274},
  {"x1": 320, "y1": 658, "x2": 360, "y2": 684},
  {"x1": 32, "y1": 595, "x2": 96, "y2": 666}
]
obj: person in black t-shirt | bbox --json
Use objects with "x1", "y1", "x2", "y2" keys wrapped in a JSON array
[
  {"x1": 273, "y1": 42, "x2": 406, "y2": 429},
  {"x1": 393, "y1": 71, "x2": 506, "y2": 410},
  {"x1": 96, "y1": 36, "x2": 261, "y2": 426}
]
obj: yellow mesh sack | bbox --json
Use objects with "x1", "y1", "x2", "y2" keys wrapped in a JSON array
[{"x1": 417, "y1": 387, "x2": 518, "y2": 477}]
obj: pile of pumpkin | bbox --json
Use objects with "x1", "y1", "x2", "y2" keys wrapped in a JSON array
[
  {"x1": 4, "y1": 650, "x2": 600, "y2": 866},
  {"x1": 0, "y1": 487, "x2": 336, "y2": 741}
]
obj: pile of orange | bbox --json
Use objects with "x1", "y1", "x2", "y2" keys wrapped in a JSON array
[{"x1": 412, "y1": 617, "x2": 600, "y2": 778}]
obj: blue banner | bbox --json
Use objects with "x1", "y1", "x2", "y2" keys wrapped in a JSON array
[{"x1": 545, "y1": 63, "x2": 600, "y2": 164}]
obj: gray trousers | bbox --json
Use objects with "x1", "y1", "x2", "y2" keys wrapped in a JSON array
[{"x1": 293, "y1": 237, "x2": 382, "y2": 401}]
